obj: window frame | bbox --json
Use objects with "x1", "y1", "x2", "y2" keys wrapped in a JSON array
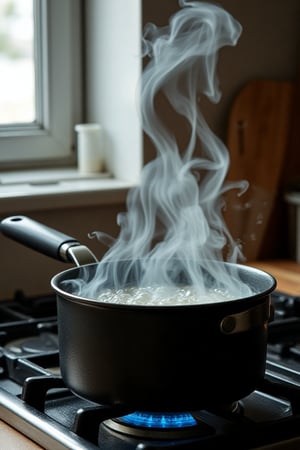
[{"x1": 0, "y1": 0, "x2": 83, "y2": 169}]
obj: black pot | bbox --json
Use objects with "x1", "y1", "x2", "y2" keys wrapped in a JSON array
[{"x1": 0, "y1": 215, "x2": 276, "y2": 412}]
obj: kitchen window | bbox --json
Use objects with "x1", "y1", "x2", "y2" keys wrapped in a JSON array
[
  {"x1": 0, "y1": 0, "x2": 82, "y2": 169},
  {"x1": 0, "y1": 0, "x2": 35, "y2": 125},
  {"x1": 0, "y1": 0, "x2": 142, "y2": 214}
]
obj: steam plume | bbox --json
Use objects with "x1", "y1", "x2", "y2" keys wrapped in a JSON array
[{"x1": 67, "y1": 0, "x2": 253, "y2": 300}]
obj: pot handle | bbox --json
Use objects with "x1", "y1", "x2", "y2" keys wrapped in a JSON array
[
  {"x1": 0, "y1": 215, "x2": 98, "y2": 266},
  {"x1": 220, "y1": 299, "x2": 271, "y2": 335}
]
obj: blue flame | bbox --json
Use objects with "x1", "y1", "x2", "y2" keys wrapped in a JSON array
[{"x1": 119, "y1": 411, "x2": 197, "y2": 429}]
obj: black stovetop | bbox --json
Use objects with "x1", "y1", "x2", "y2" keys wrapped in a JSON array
[{"x1": 1, "y1": 290, "x2": 300, "y2": 450}]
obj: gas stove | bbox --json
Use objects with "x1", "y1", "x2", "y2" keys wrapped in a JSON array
[{"x1": 1, "y1": 290, "x2": 300, "y2": 449}]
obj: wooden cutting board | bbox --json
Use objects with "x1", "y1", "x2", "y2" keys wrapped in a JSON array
[{"x1": 223, "y1": 79, "x2": 294, "y2": 261}]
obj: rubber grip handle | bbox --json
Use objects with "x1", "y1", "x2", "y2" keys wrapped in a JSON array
[{"x1": 0, "y1": 215, "x2": 79, "y2": 261}]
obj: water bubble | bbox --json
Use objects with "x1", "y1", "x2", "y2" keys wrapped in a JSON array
[{"x1": 97, "y1": 285, "x2": 236, "y2": 306}]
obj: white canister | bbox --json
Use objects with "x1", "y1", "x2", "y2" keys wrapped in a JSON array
[{"x1": 75, "y1": 123, "x2": 104, "y2": 173}]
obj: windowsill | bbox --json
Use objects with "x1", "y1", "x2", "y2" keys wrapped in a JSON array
[{"x1": 0, "y1": 168, "x2": 136, "y2": 214}]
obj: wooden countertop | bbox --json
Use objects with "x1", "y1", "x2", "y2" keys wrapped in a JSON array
[
  {"x1": 247, "y1": 259, "x2": 300, "y2": 296},
  {"x1": 1, "y1": 258, "x2": 300, "y2": 448},
  {"x1": 0, "y1": 421, "x2": 44, "y2": 450}
]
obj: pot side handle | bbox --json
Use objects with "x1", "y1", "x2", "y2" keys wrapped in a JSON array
[
  {"x1": 0, "y1": 215, "x2": 98, "y2": 265},
  {"x1": 220, "y1": 299, "x2": 271, "y2": 335}
]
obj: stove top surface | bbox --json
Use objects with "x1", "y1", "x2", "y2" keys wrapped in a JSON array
[{"x1": 0, "y1": 290, "x2": 300, "y2": 449}]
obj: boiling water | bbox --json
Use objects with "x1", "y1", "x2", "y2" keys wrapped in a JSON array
[{"x1": 97, "y1": 285, "x2": 236, "y2": 306}]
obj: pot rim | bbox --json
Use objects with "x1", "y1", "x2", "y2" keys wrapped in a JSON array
[{"x1": 50, "y1": 261, "x2": 276, "y2": 310}]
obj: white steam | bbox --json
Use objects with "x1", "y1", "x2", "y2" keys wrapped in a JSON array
[{"x1": 65, "y1": 0, "x2": 253, "y2": 302}]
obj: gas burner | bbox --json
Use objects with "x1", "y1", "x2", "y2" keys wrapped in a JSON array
[
  {"x1": 102, "y1": 411, "x2": 214, "y2": 440},
  {"x1": 4, "y1": 332, "x2": 58, "y2": 356}
]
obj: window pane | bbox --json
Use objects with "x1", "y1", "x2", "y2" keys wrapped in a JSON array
[
  {"x1": 0, "y1": 0, "x2": 35, "y2": 124},
  {"x1": 0, "y1": 0, "x2": 82, "y2": 166}
]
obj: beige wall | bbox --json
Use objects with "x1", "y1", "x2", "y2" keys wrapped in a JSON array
[{"x1": 142, "y1": 0, "x2": 300, "y2": 150}]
